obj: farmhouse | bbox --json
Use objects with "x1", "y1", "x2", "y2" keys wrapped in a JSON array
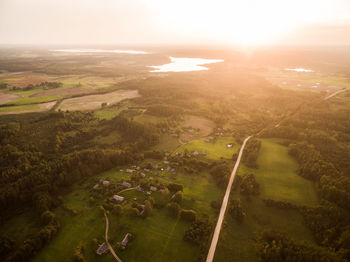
[
  {"x1": 96, "y1": 242, "x2": 108, "y2": 255},
  {"x1": 140, "y1": 173, "x2": 146, "y2": 178},
  {"x1": 121, "y1": 181, "x2": 131, "y2": 188},
  {"x1": 136, "y1": 185, "x2": 143, "y2": 192},
  {"x1": 205, "y1": 136, "x2": 214, "y2": 142},
  {"x1": 102, "y1": 180, "x2": 110, "y2": 186},
  {"x1": 193, "y1": 151, "x2": 199, "y2": 156},
  {"x1": 126, "y1": 169, "x2": 134, "y2": 173},
  {"x1": 150, "y1": 186, "x2": 157, "y2": 191},
  {"x1": 226, "y1": 143, "x2": 234, "y2": 148},
  {"x1": 113, "y1": 195, "x2": 124, "y2": 202}
]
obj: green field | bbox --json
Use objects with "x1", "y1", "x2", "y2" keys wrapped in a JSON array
[
  {"x1": 133, "y1": 113, "x2": 167, "y2": 124},
  {"x1": 177, "y1": 137, "x2": 238, "y2": 160},
  {"x1": 242, "y1": 139, "x2": 318, "y2": 205},
  {"x1": 214, "y1": 138, "x2": 318, "y2": 262},
  {"x1": 94, "y1": 108, "x2": 125, "y2": 120},
  {"x1": 153, "y1": 134, "x2": 181, "y2": 152},
  {"x1": 33, "y1": 163, "x2": 223, "y2": 262},
  {"x1": 7, "y1": 95, "x2": 60, "y2": 105},
  {"x1": 0, "y1": 104, "x2": 38, "y2": 113}
]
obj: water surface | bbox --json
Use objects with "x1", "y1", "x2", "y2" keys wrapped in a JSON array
[
  {"x1": 285, "y1": 68, "x2": 313, "y2": 72},
  {"x1": 149, "y1": 57, "x2": 224, "y2": 72}
]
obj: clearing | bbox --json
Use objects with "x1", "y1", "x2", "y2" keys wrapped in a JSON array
[
  {"x1": 214, "y1": 138, "x2": 318, "y2": 262},
  {"x1": 181, "y1": 117, "x2": 215, "y2": 142},
  {"x1": 177, "y1": 137, "x2": 238, "y2": 160},
  {"x1": 57, "y1": 90, "x2": 140, "y2": 111}
]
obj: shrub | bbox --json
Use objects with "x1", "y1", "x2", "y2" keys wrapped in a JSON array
[{"x1": 180, "y1": 209, "x2": 197, "y2": 222}]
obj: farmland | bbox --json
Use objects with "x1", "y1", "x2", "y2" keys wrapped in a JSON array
[{"x1": 0, "y1": 47, "x2": 349, "y2": 262}]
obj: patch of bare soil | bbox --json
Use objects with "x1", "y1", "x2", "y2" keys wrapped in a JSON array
[
  {"x1": 57, "y1": 90, "x2": 139, "y2": 111},
  {"x1": 30, "y1": 87, "x2": 93, "y2": 97},
  {"x1": 0, "y1": 92, "x2": 20, "y2": 104}
]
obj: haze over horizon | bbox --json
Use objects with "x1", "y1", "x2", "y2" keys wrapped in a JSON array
[{"x1": 1, "y1": 0, "x2": 350, "y2": 46}]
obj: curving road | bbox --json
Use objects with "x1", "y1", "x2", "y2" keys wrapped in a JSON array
[
  {"x1": 206, "y1": 136, "x2": 252, "y2": 262},
  {"x1": 104, "y1": 212, "x2": 122, "y2": 262}
]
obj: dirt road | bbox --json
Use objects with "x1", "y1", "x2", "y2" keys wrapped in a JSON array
[
  {"x1": 104, "y1": 212, "x2": 122, "y2": 262},
  {"x1": 205, "y1": 136, "x2": 252, "y2": 262}
]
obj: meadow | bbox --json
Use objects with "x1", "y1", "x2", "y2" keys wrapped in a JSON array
[
  {"x1": 177, "y1": 137, "x2": 238, "y2": 160},
  {"x1": 214, "y1": 138, "x2": 318, "y2": 262}
]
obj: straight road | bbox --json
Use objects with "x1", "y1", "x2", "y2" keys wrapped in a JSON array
[
  {"x1": 206, "y1": 136, "x2": 252, "y2": 262},
  {"x1": 324, "y1": 88, "x2": 347, "y2": 100}
]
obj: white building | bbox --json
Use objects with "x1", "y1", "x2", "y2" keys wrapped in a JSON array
[{"x1": 113, "y1": 195, "x2": 124, "y2": 202}]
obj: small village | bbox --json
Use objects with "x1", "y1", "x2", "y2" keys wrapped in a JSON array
[{"x1": 90, "y1": 134, "x2": 236, "y2": 257}]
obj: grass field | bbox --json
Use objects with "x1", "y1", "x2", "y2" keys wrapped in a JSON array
[
  {"x1": 133, "y1": 113, "x2": 166, "y2": 124},
  {"x1": 0, "y1": 101, "x2": 56, "y2": 114},
  {"x1": 242, "y1": 139, "x2": 318, "y2": 205},
  {"x1": 153, "y1": 134, "x2": 181, "y2": 152},
  {"x1": 92, "y1": 130, "x2": 121, "y2": 145},
  {"x1": 94, "y1": 108, "x2": 125, "y2": 120},
  {"x1": 177, "y1": 137, "x2": 238, "y2": 160},
  {"x1": 214, "y1": 138, "x2": 318, "y2": 262},
  {"x1": 181, "y1": 117, "x2": 215, "y2": 142},
  {"x1": 7, "y1": 95, "x2": 60, "y2": 105}
]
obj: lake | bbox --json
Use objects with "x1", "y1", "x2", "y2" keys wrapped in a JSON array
[
  {"x1": 149, "y1": 57, "x2": 224, "y2": 72},
  {"x1": 285, "y1": 68, "x2": 313, "y2": 72}
]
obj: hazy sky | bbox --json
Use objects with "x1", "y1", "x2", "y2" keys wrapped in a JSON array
[{"x1": 1, "y1": 0, "x2": 350, "y2": 46}]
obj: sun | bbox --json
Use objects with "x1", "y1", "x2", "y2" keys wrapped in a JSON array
[{"x1": 142, "y1": 0, "x2": 335, "y2": 46}]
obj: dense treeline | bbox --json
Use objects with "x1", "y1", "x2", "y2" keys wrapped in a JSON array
[
  {"x1": 242, "y1": 138, "x2": 261, "y2": 168},
  {"x1": 237, "y1": 173, "x2": 260, "y2": 195},
  {"x1": 209, "y1": 163, "x2": 231, "y2": 188},
  {"x1": 19, "y1": 81, "x2": 63, "y2": 91},
  {"x1": 257, "y1": 231, "x2": 346, "y2": 262},
  {"x1": 229, "y1": 199, "x2": 245, "y2": 223}
]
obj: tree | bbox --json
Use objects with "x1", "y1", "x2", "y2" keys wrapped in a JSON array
[
  {"x1": 172, "y1": 191, "x2": 183, "y2": 204},
  {"x1": 180, "y1": 210, "x2": 196, "y2": 222},
  {"x1": 168, "y1": 202, "x2": 181, "y2": 218},
  {"x1": 229, "y1": 199, "x2": 245, "y2": 223},
  {"x1": 129, "y1": 207, "x2": 140, "y2": 217},
  {"x1": 40, "y1": 211, "x2": 56, "y2": 225},
  {"x1": 167, "y1": 183, "x2": 183, "y2": 192}
]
